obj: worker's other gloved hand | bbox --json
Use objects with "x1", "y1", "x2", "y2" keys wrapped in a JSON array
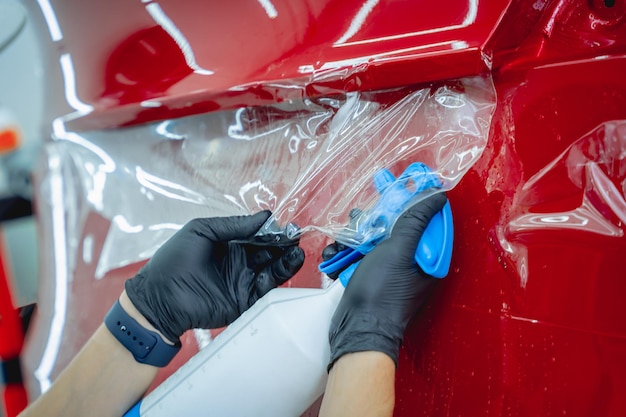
[
  {"x1": 327, "y1": 193, "x2": 447, "y2": 369},
  {"x1": 125, "y1": 211, "x2": 305, "y2": 343}
]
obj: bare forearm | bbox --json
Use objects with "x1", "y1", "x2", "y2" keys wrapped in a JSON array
[
  {"x1": 19, "y1": 292, "x2": 161, "y2": 417},
  {"x1": 20, "y1": 323, "x2": 156, "y2": 417},
  {"x1": 319, "y1": 351, "x2": 396, "y2": 417}
]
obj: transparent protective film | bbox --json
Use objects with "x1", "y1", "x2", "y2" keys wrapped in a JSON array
[
  {"x1": 257, "y1": 78, "x2": 495, "y2": 248},
  {"x1": 508, "y1": 121, "x2": 626, "y2": 237},
  {"x1": 41, "y1": 76, "x2": 495, "y2": 279},
  {"x1": 497, "y1": 120, "x2": 626, "y2": 288}
]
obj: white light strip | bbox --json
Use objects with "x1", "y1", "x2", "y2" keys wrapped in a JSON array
[
  {"x1": 321, "y1": 40, "x2": 457, "y2": 70},
  {"x1": 334, "y1": 0, "x2": 380, "y2": 45},
  {"x1": 148, "y1": 223, "x2": 182, "y2": 231},
  {"x1": 146, "y1": 3, "x2": 214, "y2": 75},
  {"x1": 135, "y1": 166, "x2": 206, "y2": 203},
  {"x1": 36, "y1": 0, "x2": 63, "y2": 41},
  {"x1": 156, "y1": 120, "x2": 185, "y2": 139},
  {"x1": 52, "y1": 118, "x2": 116, "y2": 173},
  {"x1": 36, "y1": 116, "x2": 115, "y2": 391},
  {"x1": 256, "y1": 0, "x2": 278, "y2": 19},
  {"x1": 335, "y1": 0, "x2": 479, "y2": 47},
  {"x1": 113, "y1": 215, "x2": 144, "y2": 234},
  {"x1": 462, "y1": 0, "x2": 478, "y2": 26},
  {"x1": 33, "y1": 153, "x2": 68, "y2": 393},
  {"x1": 59, "y1": 53, "x2": 94, "y2": 114}
]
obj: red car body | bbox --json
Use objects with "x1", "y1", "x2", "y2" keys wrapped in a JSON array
[{"x1": 17, "y1": 0, "x2": 626, "y2": 416}]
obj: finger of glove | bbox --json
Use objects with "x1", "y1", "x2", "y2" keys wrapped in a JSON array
[
  {"x1": 234, "y1": 267, "x2": 257, "y2": 323},
  {"x1": 248, "y1": 244, "x2": 302, "y2": 271},
  {"x1": 389, "y1": 192, "x2": 447, "y2": 251},
  {"x1": 249, "y1": 247, "x2": 276, "y2": 269},
  {"x1": 321, "y1": 242, "x2": 348, "y2": 261},
  {"x1": 254, "y1": 246, "x2": 305, "y2": 297},
  {"x1": 196, "y1": 210, "x2": 271, "y2": 242},
  {"x1": 321, "y1": 242, "x2": 350, "y2": 280}
]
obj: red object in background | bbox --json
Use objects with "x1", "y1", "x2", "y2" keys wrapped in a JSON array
[
  {"x1": 20, "y1": 0, "x2": 626, "y2": 416},
  {"x1": 0, "y1": 238, "x2": 28, "y2": 417}
]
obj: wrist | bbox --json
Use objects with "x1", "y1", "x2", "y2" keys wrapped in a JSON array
[
  {"x1": 104, "y1": 295, "x2": 181, "y2": 367},
  {"x1": 328, "y1": 312, "x2": 403, "y2": 371},
  {"x1": 119, "y1": 290, "x2": 176, "y2": 346}
]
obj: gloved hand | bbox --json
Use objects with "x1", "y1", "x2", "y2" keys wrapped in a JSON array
[
  {"x1": 326, "y1": 193, "x2": 447, "y2": 369},
  {"x1": 125, "y1": 210, "x2": 305, "y2": 343}
]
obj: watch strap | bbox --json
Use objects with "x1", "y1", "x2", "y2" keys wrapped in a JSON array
[{"x1": 105, "y1": 300, "x2": 181, "y2": 367}]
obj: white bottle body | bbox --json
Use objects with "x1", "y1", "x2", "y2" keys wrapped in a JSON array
[{"x1": 137, "y1": 281, "x2": 344, "y2": 417}]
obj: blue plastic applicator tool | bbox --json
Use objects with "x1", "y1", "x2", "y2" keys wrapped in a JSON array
[{"x1": 318, "y1": 162, "x2": 453, "y2": 285}]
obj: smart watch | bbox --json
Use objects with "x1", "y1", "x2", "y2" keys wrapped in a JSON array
[{"x1": 104, "y1": 300, "x2": 181, "y2": 367}]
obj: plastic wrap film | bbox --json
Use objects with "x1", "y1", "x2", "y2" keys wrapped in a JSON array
[
  {"x1": 23, "y1": 75, "x2": 495, "y2": 397},
  {"x1": 509, "y1": 121, "x2": 626, "y2": 236},
  {"x1": 498, "y1": 121, "x2": 626, "y2": 288},
  {"x1": 54, "y1": 76, "x2": 494, "y2": 280}
]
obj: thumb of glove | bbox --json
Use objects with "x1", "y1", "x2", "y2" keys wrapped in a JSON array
[
  {"x1": 195, "y1": 210, "x2": 272, "y2": 242},
  {"x1": 389, "y1": 192, "x2": 447, "y2": 257}
]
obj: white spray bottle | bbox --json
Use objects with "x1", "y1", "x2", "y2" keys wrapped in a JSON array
[{"x1": 124, "y1": 280, "x2": 345, "y2": 417}]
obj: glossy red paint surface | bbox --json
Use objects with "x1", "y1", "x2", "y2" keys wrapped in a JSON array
[
  {"x1": 395, "y1": 59, "x2": 626, "y2": 416},
  {"x1": 29, "y1": 0, "x2": 505, "y2": 130},
  {"x1": 22, "y1": 0, "x2": 626, "y2": 416}
]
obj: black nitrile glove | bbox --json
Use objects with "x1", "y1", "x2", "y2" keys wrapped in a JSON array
[
  {"x1": 326, "y1": 193, "x2": 448, "y2": 369},
  {"x1": 125, "y1": 210, "x2": 305, "y2": 343}
]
